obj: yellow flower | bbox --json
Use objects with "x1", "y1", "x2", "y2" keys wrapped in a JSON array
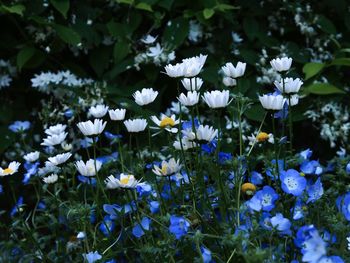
[
  {"x1": 241, "y1": 183, "x2": 256, "y2": 195},
  {"x1": 256, "y1": 132, "x2": 269, "y2": 142}
]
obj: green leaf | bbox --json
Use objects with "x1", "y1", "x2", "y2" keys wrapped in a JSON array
[
  {"x1": 304, "y1": 83, "x2": 345, "y2": 95},
  {"x1": 330, "y1": 58, "x2": 350, "y2": 66},
  {"x1": 317, "y1": 15, "x2": 336, "y2": 34},
  {"x1": 50, "y1": 0, "x2": 70, "y2": 18},
  {"x1": 135, "y1": 3, "x2": 153, "y2": 12},
  {"x1": 54, "y1": 24, "x2": 81, "y2": 45},
  {"x1": 243, "y1": 17, "x2": 259, "y2": 40},
  {"x1": 244, "y1": 104, "x2": 266, "y2": 122},
  {"x1": 17, "y1": 47, "x2": 36, "y2": 70},
  {"x1": 0, "y1": 4, "x2": 25, "y2": 16},
  {"x1": 203, "y1": 8, "x2": 215, "y2": 19},
  {"x1": 215, "y1": 4, "x2": 239, "y2": 11},
  {"x1": 162, "y1": 17, "x2": 189, "y2": 48},
  {"x1": 116, "y1": 0, "x2": 134, "y2": 4},
  {"x1": 113, "y1": 41, "x2": 130, "y2": 63},
  {"x1": 89, "y1": 47, "x2": 112, "y2": 77},
  {"x1": 302, "y1": 62, "x2": 325, "y2": 80}
]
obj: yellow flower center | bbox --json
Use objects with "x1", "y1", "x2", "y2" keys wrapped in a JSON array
[
  {"x1": 160, "y1": 117, "x2": 175, "y2": 128},
  {"x1": 120, "y1": 175, "x2": 131, "y2": 185},
  {"x1": 161, "y1": 164, "x2": 168, "y2": 175},
  {"x1": 3, "y1": 168, "x2": 13, "y2": 175},
  {"x1": 256, "y1": 132, "x2": 269, "y2": 142},
  {"x1": 241, "y1": 183, "x2": 257, "y2": 195}
]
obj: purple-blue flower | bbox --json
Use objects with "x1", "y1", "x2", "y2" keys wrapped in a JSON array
[
  {"x1": 307, "y1": 178, "x2": 323, "y2": 203},
  {"x1": 82, "y1": 251, "x2": 102, "y2": 263},
  {"x1": 149, "y1": 201, "x2": 160, "y2": 214},
  {"x1": 247, "y1": 186, "x2": 279, "y2": 212},
  {"x1": 270, "y1": 213, "x2": 292, "y2": 235},
  {"x1": 300, "y1": 148, "x2": 312, "y2": 160},
  {"x1": 132, "y1": 217, "x2": 151, "y2": 238},
  {"x1": 201, "y1": 246, "x2": 212, "y2": 263},
  {"x1": 9, "y1": 121, "x2": 31, "y2": 132},
  {"x1": 280, "y1": 169, "x2": 307, "y2": 196},
  {"x1": 99, "y1": 215, "x2": 115, "y2": 236},
  {"x1": 300, "y1": 160, "x2": 323, "y2": 175},
  {"x1": 250, "y1": 171, "x2": 263, "y2": 185},
  {"x1": 169, "y1": 215, "x2": 190, "y2": 239}
]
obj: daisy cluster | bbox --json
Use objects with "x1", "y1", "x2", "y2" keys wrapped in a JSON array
[{"x1": 1, "y1": 54, "x2": 350, "y2": 263}]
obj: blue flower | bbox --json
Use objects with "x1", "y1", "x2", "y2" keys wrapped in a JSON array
[
  {"x1": 9, "y1": 121, "x2": 31, "y2": 132},
  {"x1": 201, "y1": 140, "x2": 217, "y2": 154},
  {"x1": 10, "y1": 196, "x2": 24, "y2": 217},
  {"x1": 149, "y1": 201, "x2": 160, "y2": 214},
  {"x1": 77, "y1": 175, "x2": 96, "y2": 186},
  {"x1": 200, "y1": 246, "x2": 212, "y2": 263},
  {"x1": 103, "y1": 203, "x2": 134, "y2": 219},
  {"x1": 96, "y1": 152, "x2": 118, "y2": 164},
  {"x1": 280, "y1": 169, "x2": 307, "y2": 196},
  {"x1": 337, "y1": 192, "x2": 350, "y2": 221},
  {"x1": 247, "y1": 186, "x2": 279, "y2": 212},
  {"x1": 307, "y1": 178, "x2": 323, "y2": 203},
  {"x1": 266, "y1": 159, "x2": 284, "y2": 180},
  {"x1": 270, "y1": 213, "x2": 291, "y2": 235},
  {"x1": 82, "y1": 251, "x2": 102, "y2": 263},
  {"x1": 294, "y1": 225, "x2": 316, "y2": 248},
  {"x1": 64, "y1": 109, "x2": 74, "y2": 118},
  {"x1": 104, "y1": 131, "x2": 122, "y2": 141},
  {"x1": 318, "y1": 256, "x2": 344, "y2": 263},
  {"x1": 169, "y1": 215, "x2": 190, "y2": 239},
  {"x1": 99, "y1": 215, "x2": 115, "y2": 236},
  {"x1": 23, "y1": 161, "x2": 40, "y2": 184},
  {"x1": 182, "y1": 118, "x2": 199, "y2": 130},
  {"x1": 218, "y1": 152, "x2": 232, "y2": 164},
  {"x1": 301, "y1": 229, "x2": 327, "y2": 263},
  {"x1": 250, "y1": 171, "x2": 263, "y2": 185},
  {"x1": 300, "y1": 160, "x2": 323, "y2": 175},
  {"x1": 300, "y1": 149, "x2": 312, "y2": 160},
  {"x1": 136, "y1": 183, "x2": 152, "y2": 197},
  {"x1": 80, "y1": 137, "x2": 96, "y2": 148},
  {"x1": 132, "y1": 217, "x2": 151, "y2": 238},
  {"x1": 292, "y1": 198, "x2": 305, "y2": 220},
  {"x1": 346, "y1": 163, "x2": 350, "y2": 174}
]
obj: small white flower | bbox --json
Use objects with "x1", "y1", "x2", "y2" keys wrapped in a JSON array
[
  {"x1": 347, "y1": 236, "x2": 350, "y2": 251},
  {"x1": 287, "y1": 94, "x2": 300, "y2": 107},
  {"x1": 270, "y1": 57, "x2": 292, "y2": 72},
  {"x1": 150, "y1": 114, "x2": 179, "y2": 133},
  {"x1": 196, "y1": 125, "x2": 218, "y2": 142},
  {"x1": 75, "y1": 159, "x2": 102, "y2": 177},
  {"x1": 141, "y1": 34, "x2": 157, "y2": 44},
  {"x1": 41, "y1": 132, "x2": 68, "y2": 146},
  {"x1": 0, "y1": 161, "x2": 21, "y2": 176},
  {"x1": 47, "y1": 152, "x2": 72, "y2": 166},
  {"x1": 181, "y1": 54, "x2": 207, "y2": 77},
  {"x1": 222, "y1": 77, "x2": 237, "y2": 87},
  {"x1": 88, "y1": 104, "x2": 109, "y2": 118},
  {"x1": 202, "y1": 90, "x2": 230, "y2": 108},
  {"x1": 259, "y1": 94, "x2": 286, "y2": 110},
  {"x1": 105, "y1": 173, "x2": 141, "y2": 189},
  {"x1": 133, "y1": 88, "x2": 158, "y2": 106},
  {"x1": 42, "y1": 173, "x2": 58, "y2": 184},
  {"x1": 77, "y1": 232, "x2": 86, "y2": 239},
  {"x1": 146, "y1": 43, "x2": 163, "y2": 57},
  {"x1": 108, "y1": 109, "x2": 126, "y2": 121},
  {"x1": 61, "y1": 142, "x2": 72, "y2": 151},
  {"x1": 173, "y1": 138, "x2": 197, "y2": 150},
  {"x1": 152, "y1": 158, "x2": 181, "y2": 176},
  {"x1": 45, "y1": 124, "x2": 67, "y2": 136},
  {"x1": 23, "y1": 151, "x2": 40, "y2": 162},
  {"x1": 274, "y1": 77, "x2": 303, "y2": 94},
  {"x1": 77, "y1": 119, "x2": 107, "y2": 136},
  {"x1": 177, "y1": 91, "x2": 200, "y2": 106},
  {"x1": 181, "y1": 77, "x2": 203, "y2": 91},
  {"x1": 221, "y1": 62, "x2": 246, "y2": 78},
  {"x1": 182, "y1": 125, "x2": 218, "y2": 142},
  {"x1": 124, "y1": 119, "x2": 147, "y2": 132},
  {"x1": 164, "y1": 63, "x2": 184, "y2": 78}
]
